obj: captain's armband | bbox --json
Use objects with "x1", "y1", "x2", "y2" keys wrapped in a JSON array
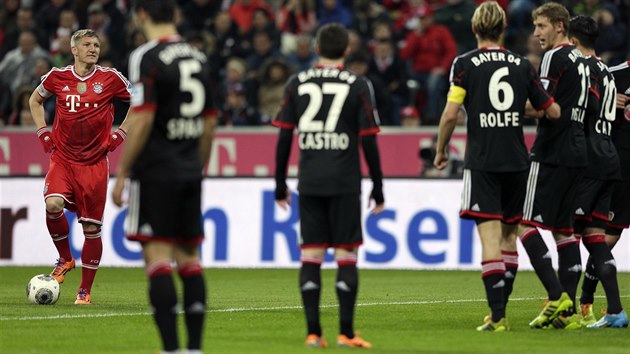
[{"x1": 447, "y1": 85, "x2": 466, "y2": 105}]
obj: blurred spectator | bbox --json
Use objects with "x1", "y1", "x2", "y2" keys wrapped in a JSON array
[
  {"x1": 245, "y1": 31, "x2": 282, "y2": 78},
  {"x1": 595, "y1": 3, "x2": 627, "y2": 65},
  {"x1": 255, "y1": 58, "x2": 292, "y2": 124},
  {"x1": 400, "y1": 105, "x2": 420, "y2": 127},
  {"x1": 347, "y1": 29, "x2": 364, "y2": 57},
  {"x1": 434, "y1": 0, "x2": 476, "y2": 54},
  {"x1": 0, "y1": 30, "x2": 48, "y2": 93},
  {"x1": 187, "y1": 31, "x2": 212, "y2": 56},
  {"x1": 182, "y1": 0, "x2": 221, "y2": 35},
  {"x1": 208, "y1": 11, "x2": 246, "y2": 73},
  {"x1": 49, "y1": 8, "x2": 78, "y2": 55},
  {"x1": 400, "y1": 4, "x2": 457, "y2": 125},
  {"x1": 572, "y1": 0, "x2": 601, "y2": 17},
  {"x1": 242, "y1": 8, "x2": 281, "y2": 52},
  {"x1": 277, "y1": 0, "x2": 318, "y2": 35},
  {"x1": 504, "y1": 0, "x2": 538, "y2": 55},
  {"x1": 220, "y1": 82, "x2": 261, "y2": 126},
  {"x1": 35, "y1": 0, "x2": 73, "y2": 39},
  {"x1": 370, "y1": 38, "x2": 409, "y2": 125},
  {"x1": 287, "y1": 34, "x2": 317, "y2": 72},
  {"x1": 0, "y1": 7, "x2": 48, "y2": 58},
  {"x1": 393, "y1": 0, "x2": 427, "y2": 40},
  {"x1": 87, "y1": 2, "x2": 125, "y2": 63},
  {"x1": 525, "y1": 33, "x2": 543, "y2": 71},
  {"x1": 1, "y1": 0, "x2": 21, "y2": 37},
  {"x1": 317, "y1": 0, "x2": 352, "y2": 28},
  {"x1": 220, "y1": 56, "x2": 249, "y2": 105},
  {"x1": 350, "y1": 0, "x2": 391, "y2": 41},
  {"x1": 345, "y1": 50, "x2": 395, "y2": 125},
  {"x1": 229, "y1": 0, "x2": 273, "y2": 33},
  {"x1": 8, "y1": 84, "x2": 37, "y2": 126},
  {"x1": 277, "y1": 0, "x2": 318, "y2": 54}
]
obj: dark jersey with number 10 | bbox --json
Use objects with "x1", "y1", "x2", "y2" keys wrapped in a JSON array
[
  {"x1": 449, "y1": 47, "x2": 553, "y2": 172},
  {"x1": 127, "y1": 36, "x2": 214, "y2": 181},
  {"x1": 531, "y1": 44, "x2": 589, "y2": 167},
  {"x1": 582, "y1": 56, "x2": 620, "y2": 180},
  {"x1": 273, "y1": 64, "x2": 380, "y2": 195}
]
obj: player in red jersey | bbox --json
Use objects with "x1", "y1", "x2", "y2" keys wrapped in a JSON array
[{"x1": 29, "y1": 29, "x2": 132, "y2": 305}]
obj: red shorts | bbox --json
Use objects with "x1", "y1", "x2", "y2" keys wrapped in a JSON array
[{"x1": 44, "y1": 158, "x2": 109, "y2": 225}]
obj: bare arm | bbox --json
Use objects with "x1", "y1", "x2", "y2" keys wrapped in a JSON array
[
  {"x1": 433, "y1": 101, "x2": 460, "y2": 170},
  {"x1": 29, "y1": 90, "x2": 48, "y2": 129},
  {"x1": 199, "y1": 114, "x2": 218, "y2": 169}
]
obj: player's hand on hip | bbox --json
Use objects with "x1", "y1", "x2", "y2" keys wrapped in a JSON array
[
  {"x1": 108, "y1": 128, "x2": 127, "y2": 152},
  {"x1": 111, "y1": 177, "x2": 127, "y2": 207},
  {"x1": 36, "y1": 127, "x2": 55, "y2": 153},
  {"x1": 433, "y1": 151, "x2": 449, "y2": 170}
]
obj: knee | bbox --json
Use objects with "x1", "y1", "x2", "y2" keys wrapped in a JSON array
[{"x1": 45, "y1": 197, "x2": 65, "y2": 213}]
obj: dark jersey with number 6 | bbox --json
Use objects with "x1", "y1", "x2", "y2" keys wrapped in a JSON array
[
  {"x1": 449, "y1": 47, "x2": 553, "y2": 172},
  {"x1": 582, "y1": 56, "x2": 619, "y2": 180},
  {"x1": 531, "y1": 44, "x2": 588, "y2": 167},
  {"x1": 273, "y1": 64, "x2": 380, "y2": 195},
  {"x1": 127, "y1": 36, "x2": 214, "y2": 181}
]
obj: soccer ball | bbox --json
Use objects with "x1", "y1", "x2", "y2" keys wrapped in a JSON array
[{"x1": 26, "y1": 274, "x2": 60, "y2": 305}]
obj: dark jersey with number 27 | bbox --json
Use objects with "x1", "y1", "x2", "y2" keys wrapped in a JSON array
[
  {"x1": 273, "y1": 64, "x2": 380, "y2": 195},
  {"x1": 449, "y1": 47, "x2": 553, "y2": 172},
  {"x1": 127, "y1": 36, "x2": 214, "y2": 181}
]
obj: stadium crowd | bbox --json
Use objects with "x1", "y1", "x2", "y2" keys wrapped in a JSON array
[{"x1": 0, "y1": 0, "x2": 628, "y2": 128}]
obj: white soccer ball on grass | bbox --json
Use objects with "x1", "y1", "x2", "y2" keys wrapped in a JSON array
[{"x1": 26, "y1": 274, "x2": 60, "y2": 305}]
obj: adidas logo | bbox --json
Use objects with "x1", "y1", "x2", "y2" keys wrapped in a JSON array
[
  {"x1": 505, "y1": 271, "x2": 514, "y2": 279},
  {"x1": 543, "y1": 251, "x2": 552, "y2": 259},
  {"x1": 534, "y1": 215, "x2": 543, "y2": 223},
  {"x1": 301, "y1": 281, "x2": 319, "y2": 291},
  {"x1": 471, "y1": 204, "x2": 481, "y2": 212},
  {"x1": 336, "y1": 281, "x2": 351, "y2": 292},
  {"x1": 62, "y1": 85, "x2": 70, "y2": 92},
  {"x1": 568, "y1": 264, "x2": 582, "y2": 273},
  {"x1": 492, "y1": 280, "x2": 505, "y2": 288},
  {"x1": 605, "y1": 259, "x2": 617, "y2": 267},
  {"x1": 575, "y1": 208, "x2": 585, "y2": 215}
]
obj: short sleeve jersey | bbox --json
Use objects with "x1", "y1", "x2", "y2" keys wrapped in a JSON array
[
  {"x1": 449, "y1": 47, "x2": 553, "y2": 172},
  {"x1": 272, "y1": 64, "x2": 380, "y2": 195},
  {"x1": 37, "y1": 65, "x2": 131, "y2": 165},
  {"x1": 531, "y1": 44, "x2": 588, "y2": 167},
  {"x1": 127, "y1": 36, "x2": 214, "y2": 181},
  {"x1": 582, "y1": 56, "x2": 619, "y2": 180},
  {"x1": 609, "y1": 61, "x2": 630, "y2": 151}
]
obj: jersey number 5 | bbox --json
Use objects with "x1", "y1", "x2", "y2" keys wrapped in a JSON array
[
  {"x1": 179, "y1": 59, "x2": 205, "y2": 117},
  {"x1": 298, "y1": 82, "x2": 349, "y2": 132}
]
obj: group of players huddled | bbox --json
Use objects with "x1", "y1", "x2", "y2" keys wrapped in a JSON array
[{"x1": 435, "y1": 1, "x2": 629, "y2": 331}]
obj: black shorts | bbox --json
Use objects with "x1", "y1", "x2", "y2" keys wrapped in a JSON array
[
  {"x1": 299, "y1": 194, "x2": 362, "y2": 249},
  {"x1": 574, "y1": 177, "x2": 613, "y2": 233},
  {"x1": 125, "y1": 178, "x2": 204, "y2": 244},
  {"x1": 460, "y1": 169, "x2": 527, "y2": 224},
  {"x1": 608, "y1": 147, "x2": 630, "y2": 232},
  {"x1": 522, "y1": 162, "x2": 582, "y2": 233}
]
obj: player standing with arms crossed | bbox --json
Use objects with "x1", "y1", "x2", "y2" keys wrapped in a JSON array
[
  {"x1": 29, "y1": 29, "x2": 131, "y2": 304},
  {"x1": 111, "y1": 1, "x2": 217, "y2": 353},
  {"x1": 434, "y1": 1, "x2": 560, "y2": 331},
  {"x1": 515, "y1": 3, "x2": 590, "y2": 329},
  {"x1": 274, "y1": 23, "x2": 384, "y2": 348}
]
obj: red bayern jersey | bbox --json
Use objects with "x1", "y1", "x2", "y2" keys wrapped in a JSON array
[{"x1": 36, "y1": 65, "x2": 131, "y2": 165}]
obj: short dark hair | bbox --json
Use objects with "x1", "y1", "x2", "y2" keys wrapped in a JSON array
[
  {"x1": 316, "y1": 23, "x2": 348, "y2": 60},
  {"x1": 568, "y1": 15, "x2": 598, "y2": 49},
  {"x1": 134, "y1": 0, "x2": 175, "y2": 23}
]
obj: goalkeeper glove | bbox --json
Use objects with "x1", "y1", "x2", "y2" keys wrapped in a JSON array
[{"x1": 36, "y1": 127, "x2": 55, "y2": 153}]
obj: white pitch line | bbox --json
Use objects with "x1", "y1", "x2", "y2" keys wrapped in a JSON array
[{"x1": 2, "y1": 295, "x2": 627, "y2": 321}]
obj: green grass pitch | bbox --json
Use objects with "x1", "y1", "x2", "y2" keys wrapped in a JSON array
[{"x1": 0, "y1": 267, "x2": 628, "y2": 354}]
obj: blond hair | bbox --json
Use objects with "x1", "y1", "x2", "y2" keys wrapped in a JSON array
[
  {"x1": 532, "y1": 2, "x2": 570, "y2": 35},
  {"x1": 471, "y1": 1, "x2": 506, "y2": 42},
  {"x1": 71, "y1": 29, "x2": 99, "y2": 48}
]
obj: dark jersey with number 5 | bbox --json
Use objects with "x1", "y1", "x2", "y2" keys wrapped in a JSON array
[
  {"x1": 582, "y1": 56, "x2": 619, "y2": 180},
  {"x1": 272, "y1": 64, "x2": 380, "y2": 195},
  {"x1": 531, "y1": 44, "x2": 588, "y2": 167},
  {"x1": 449, "y1": 47, "x2": 553, "y2": 172},
  {"x1": 127, "y1": 36, "x2": 214, "y2": 181}
]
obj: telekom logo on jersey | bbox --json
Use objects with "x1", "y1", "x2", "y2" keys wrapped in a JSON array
[{"x1": 65, "y1": 94, "x2": 98, "y2": 112}]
